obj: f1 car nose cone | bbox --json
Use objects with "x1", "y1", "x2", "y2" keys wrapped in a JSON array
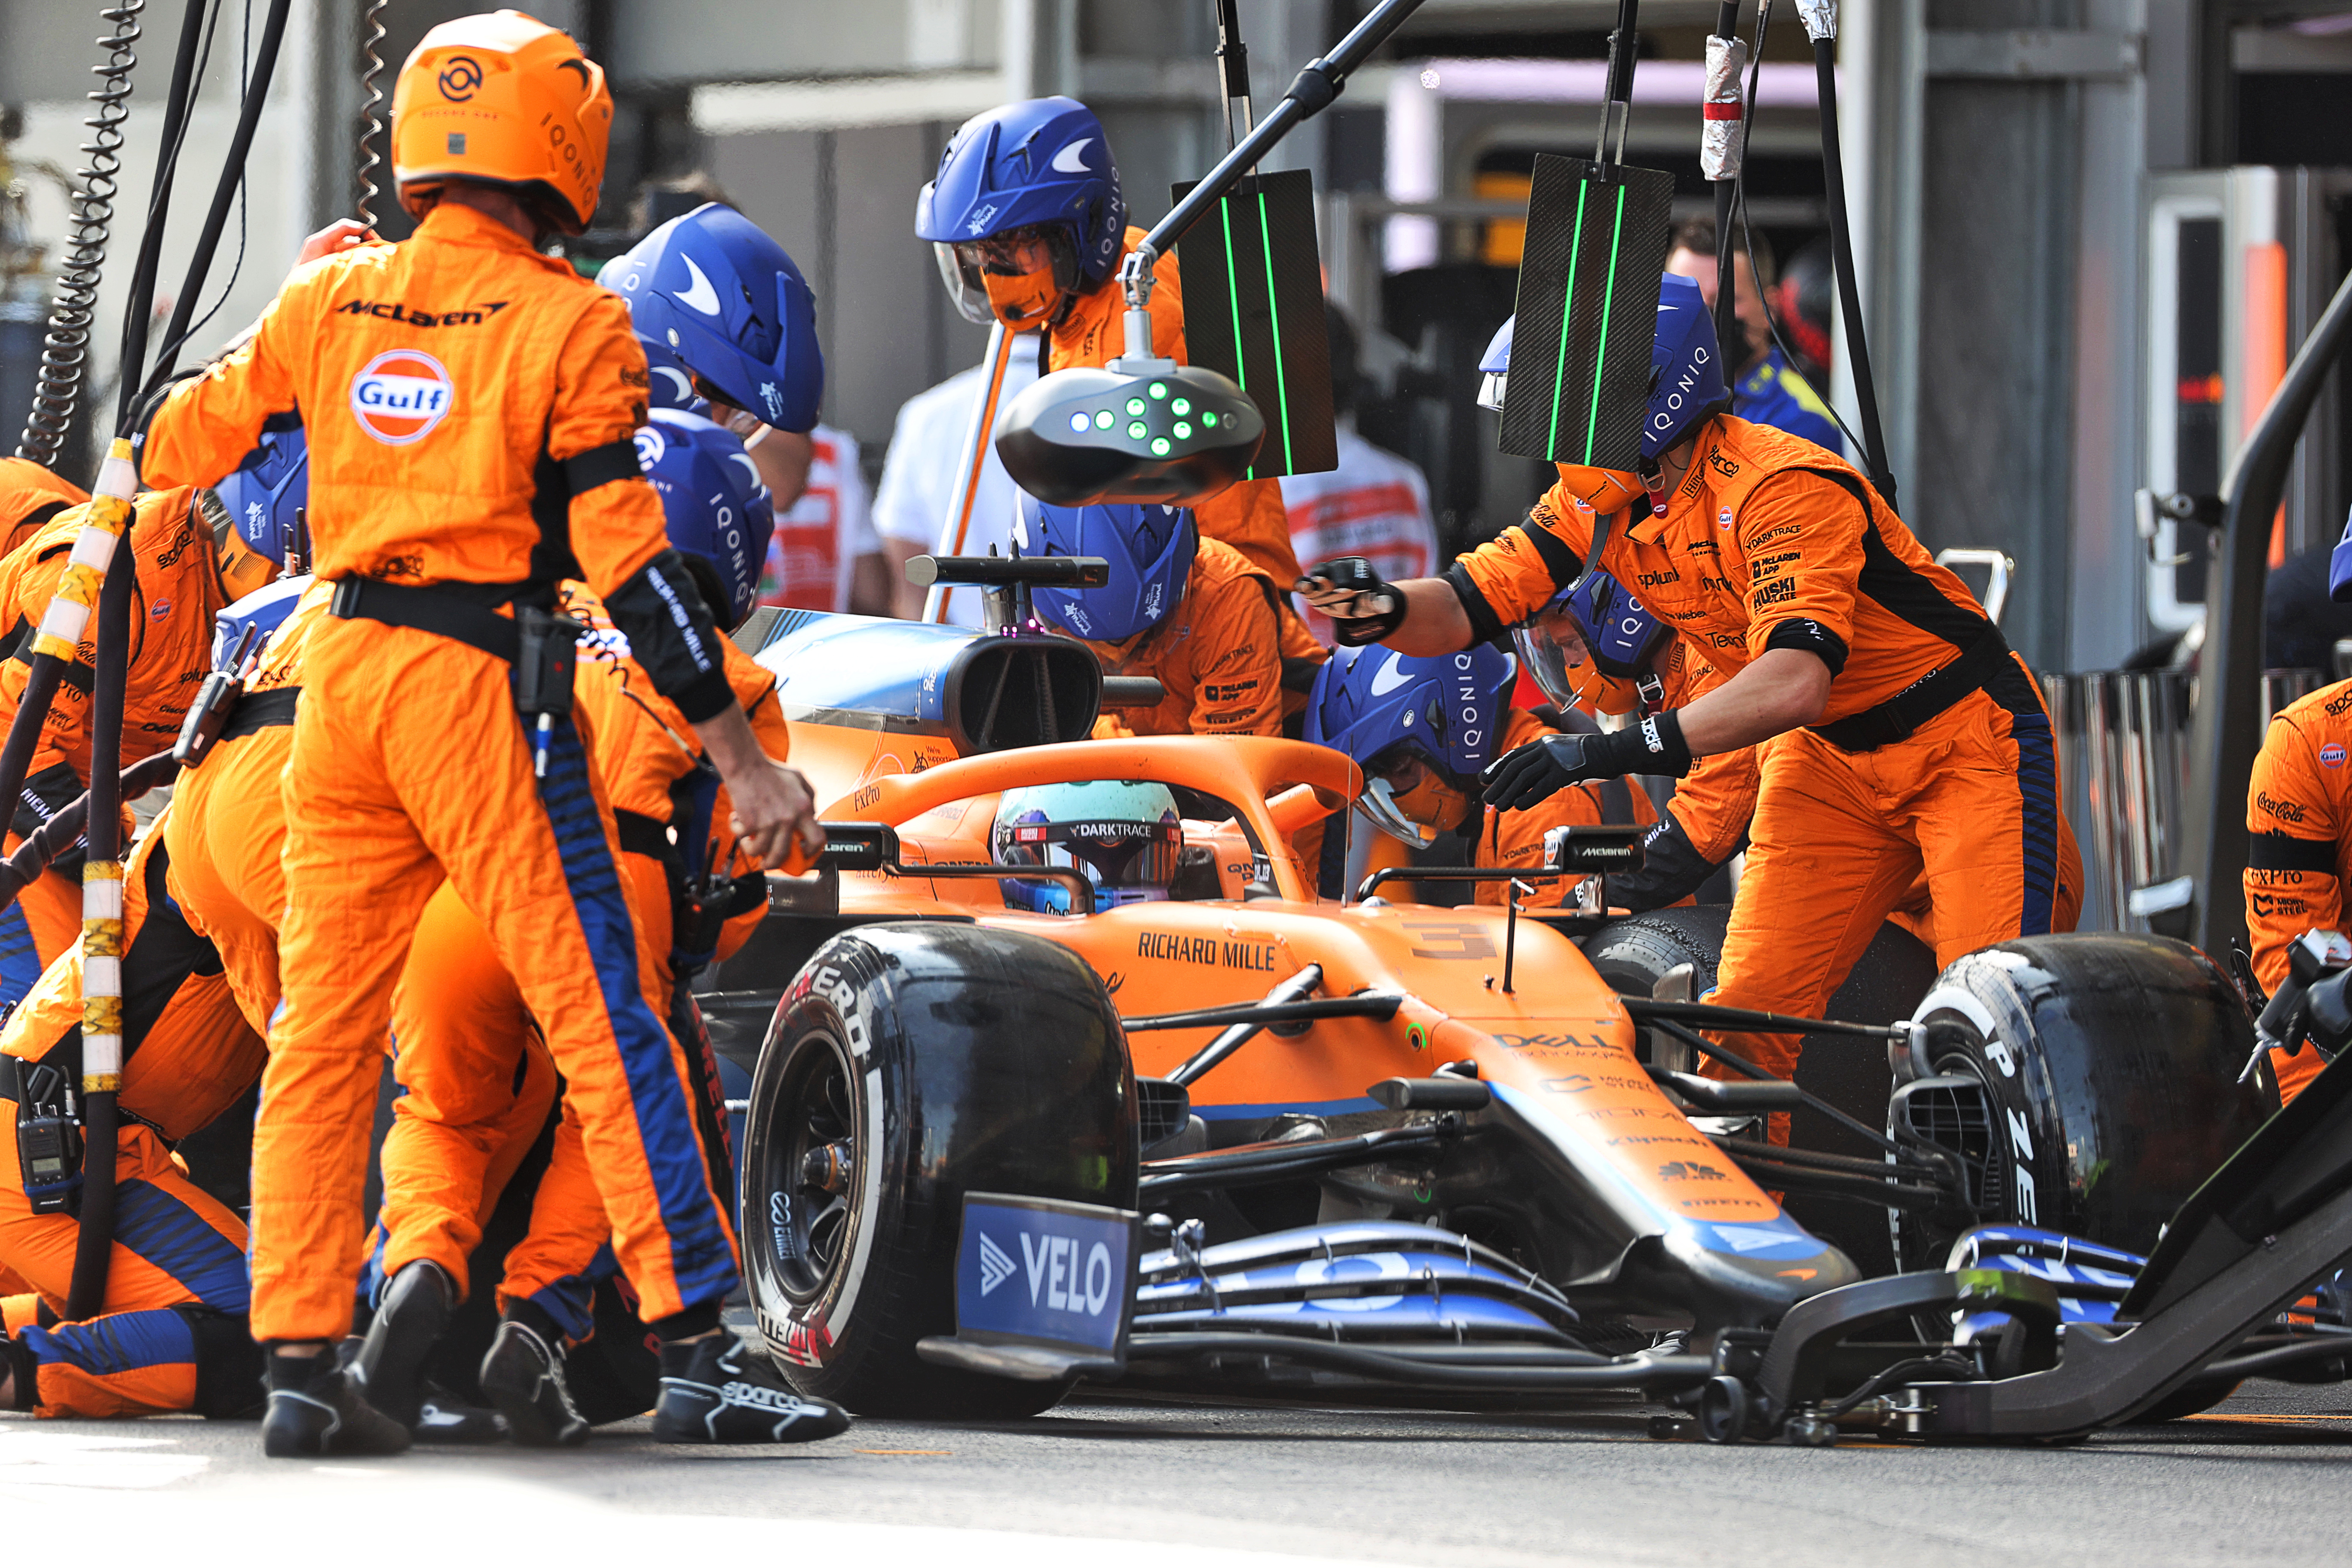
[{"x1": 994, "y1": 362, "x2": 1265, "y2": 507}]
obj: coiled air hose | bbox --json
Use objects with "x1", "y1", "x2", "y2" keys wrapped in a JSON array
[{"x1": 14, "y1": 5, "x2": 144, "y2": 467}]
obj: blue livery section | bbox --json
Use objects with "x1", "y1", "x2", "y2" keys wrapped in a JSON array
[
  {"x1": 753, "y1": 610, "x2": 994, "y2": 734},
  {"x1": 956, "y1": 1194, "x2": 1138, "y2": 1356},
  {"x1": 211, "y1": 575, "x2": 312, "y2": 668}
]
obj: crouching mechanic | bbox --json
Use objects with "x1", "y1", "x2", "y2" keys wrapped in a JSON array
[
  {"x1": 0, "y1": 478, "x2": 273, "y2": 1008},
  {"x1": 135, "y1": 12, "x2": 841, "y2": 1456},
  {"x1": 362, "y1": 407, "x2": 788, "y2": 1445},
  {"x1": 1023, "y1": 499, "x2": 1290, "y2": 740},
  {"x1": 1305, "y1": 643, "x2": 1651, "y2": 907},
  {"x1": 1303, "y1": 275, "x2": 2074, "y2": 1119}
]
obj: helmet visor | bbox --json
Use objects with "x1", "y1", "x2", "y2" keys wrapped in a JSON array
[
  {"x1": 999, "y1": 817, "x2": 1182, "y2": 909},
  {"x1": 1512, "y1": 614, "x2": 1583, "y2": 710},
  {"x1": 1360, "y1": 777, "x2": 1439, "y2": 849},
  {"x1": 934, "y1": 241, "x2": 996, "y2": 326},
  {"x1": 1477, "y1": 370, "x2": 1508, "y2": 413}
]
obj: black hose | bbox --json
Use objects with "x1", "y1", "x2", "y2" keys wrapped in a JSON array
[
  {"x1": 16, "y1": 4, "x2": 144, "y2": 466},
  {"x1": 1811, "y1": 31, "x2": 1896, "y2": 510},
  {"x1": 139, "y1": 0, "x2": 295, "y2": 413},
  {"x1": 109, "y1": 0, "x2": 217, "y2": 437},
  {"x1": 62, "y1": 546, "x2": 136, "y2": 1322}
]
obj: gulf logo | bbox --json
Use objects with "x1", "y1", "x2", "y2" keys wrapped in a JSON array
[
  {"x1": 2323, "y1": 742, "x2": 2346, "y2": 769},
  {"x1": 349, "y1": 349, "x2": 454, "y2": 445}
]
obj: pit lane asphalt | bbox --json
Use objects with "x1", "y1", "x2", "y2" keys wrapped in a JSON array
[{"x1": 3, "y1": 1376, "x2": 2348, "y2": 1565}]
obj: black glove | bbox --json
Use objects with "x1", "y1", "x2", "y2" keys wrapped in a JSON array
[
  {"x1": 1299, "y1": 556, "x2": 1406, "y2": 646},
  {"x1": 1482, "y1": 711, "x2": 1693, "y2": 813}
]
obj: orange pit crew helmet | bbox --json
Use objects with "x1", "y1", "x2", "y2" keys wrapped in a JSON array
[{"x1": 391, "y1": 9, "x2": 612, "y2": 235}]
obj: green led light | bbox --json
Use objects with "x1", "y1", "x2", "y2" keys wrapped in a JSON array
[
  {"x1": 1172, "y1": 396, "x2": 1192, "y2": 415},
  {"x1": 1126, "y1": 397, "x2": 1145, "y2": 416},
  {"x1": 1151, "y1": 436, "x2": 1171, "y2": 456},
  {"x1": 1148, "y1": 381, "x2": 1168, "y2": 400},
  {"x1": 1094, "y1": 410, "x2": 1114, "y2": 429},
  {"x1": 1128, "y1": 420, "x2": 1147, "y2": 440},
  {"x1": 1173, "y1": 421, "x2": 1193, "y2": 440}
]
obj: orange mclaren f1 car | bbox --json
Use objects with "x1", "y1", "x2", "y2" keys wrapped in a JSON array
[{"x1": 695, "y1": 561, "x2": 2285, "y2": 1441}]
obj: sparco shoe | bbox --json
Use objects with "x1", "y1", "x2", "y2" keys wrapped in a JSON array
[
  {"x1": 261, "y1": 1349, "x2": 411, "y2": 1458},
  {"x1": 352, "y1": 1260, "x2": 453, "y2": 1430},
  {"x1": 650, "y1": 1334, "x2": 849, "y2": 1445},
  {"x1": 414, "y1": 1382, "x2": 504, "y2": 1444},
  {"x1": 479, "y1": 1317, "x2": 589, "y2": 1447}
]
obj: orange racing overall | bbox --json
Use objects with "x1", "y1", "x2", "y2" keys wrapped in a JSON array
[
  {"x1": 141, "y1": 202, "x2": 749, "y2": 1343},
  {"x1": 2243, "y1": 679, "x2": 2352, "y2": 1103},
  {"x1": 1455, "y1": 417, "x2": 2070, "y2": 1106}
]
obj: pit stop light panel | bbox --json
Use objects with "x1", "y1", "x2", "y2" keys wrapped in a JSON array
[
  {"x1": 1172, "y1": 168, "x2": 1336, "y2": 480},
  {"x1": 1500, "y1": 154, "x2": 1674, "y2": 469}
]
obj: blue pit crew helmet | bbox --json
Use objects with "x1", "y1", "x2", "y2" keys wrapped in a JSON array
[
  {"x1": 1470, "y1": 273, "x2": 1732, "y2": 462},
  {"x1": 599, "y1": 202, "x2": 824, "y2": 432},
  {"x1": 211, "y1": 421, "x2": 307, "y2": 566},
  {"x1": 1017, "y1": 496, "x2": 1196, "y2": 643},
  {"x1": 1513, "y1": 569, "x2": 1672, "y2": 710},
  {"x1": 1304, "y1": 643, "x2": 1516, "y2": 848},
  {"x1": 992, "y1": 780, "x2": 1184, "y2": 914},
  {"x1": 2332, "y1": 508, "x2": 2352, "y2": 602},
  {"x1": 635, "y1": 407, "x2": 776, "y2": 628},
  {"x1": 916, "y1": 95, "x2": 1127, "y2": 326}
]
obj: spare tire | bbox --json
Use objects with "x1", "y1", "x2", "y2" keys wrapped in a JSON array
[
  {"x1": 742, "y1": 922, "x2": 1138, "y2": 1417},
  {"x1": 1893, "y1": 934, "x2": 2269, "y2": 1268},
  {"x1": 1582, "y1": 907, "x2": 1937, "y2": 1274}
]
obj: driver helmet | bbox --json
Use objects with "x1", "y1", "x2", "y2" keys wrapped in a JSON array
[
  {"x1": 597, "y1": 202, "x2": 823, "y2": 431},
  {"x1": 992, "y1": 780, "x2": 1184, "y2": 914},
  {"x1": 1304, "y1": 644, "x2": 1514, "y2": 847},
  {"x1": 915, "y1": 96, "x2": 1126, "y2": 328},
  {"x1": 1513, "y1": 567, "x2": 1670, "y2": 709}
]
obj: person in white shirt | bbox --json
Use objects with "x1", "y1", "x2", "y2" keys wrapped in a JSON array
[
  {"x1": 1280, "y1": 303, "x2": 1439, "y2": 646},
  {"x1": 873, "y1": 333, "x2": 1044, "y2": 625},
  {"x1": 757, "y1": 422, "x2": 888, "y2": 614}
]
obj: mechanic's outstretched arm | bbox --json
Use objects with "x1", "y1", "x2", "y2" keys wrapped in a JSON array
[
  {"x1": 1483, "y1": 650, "x2": 1829, "y2": 813},
  {"x1": 1295, "y1": 568, "x2": 1473, "y2": 657}
]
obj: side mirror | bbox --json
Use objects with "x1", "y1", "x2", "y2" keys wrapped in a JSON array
[{"x1": 1548, "y1": 824, "x2": 1645, "y2": 873}]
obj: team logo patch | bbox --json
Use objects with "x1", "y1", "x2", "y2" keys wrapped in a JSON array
[
  {"x1": 633, "y1": 424, "x2": 666, "y2": 470},
  {"x1": 349, "y1": 349, "x2": 454, "y2": 446},
  {"x1": 2324, "y1": 743, "x2": 2346, "y2": 769},
  {"x1": 438, "y1": 56, "x2": 483, "y2": 101}
]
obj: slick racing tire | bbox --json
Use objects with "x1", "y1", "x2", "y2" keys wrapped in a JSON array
[
  {"x1": 1893, "y1": 934, "x2": 2270, "y2": 1269},
  {"x1": 1583, "y1": 907, "x2": 1936, "y2": 1273},
  {"x1": 742, "y1": 922, "x2": 1138, "y2": 1418}
]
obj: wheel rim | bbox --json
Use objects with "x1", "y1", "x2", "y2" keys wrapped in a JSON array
[{"x1": 766, "y1": 1031, "x2": 858, "y2": 1303}]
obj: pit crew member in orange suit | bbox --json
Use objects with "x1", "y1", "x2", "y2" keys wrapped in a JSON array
[
  {"x1": 0, "y1": 481, "x2": 271, "y2": 1009},
  {"x1": 2242, "y1": 677, "x2": 2352, "y2": 1104},
  {"x1": 0, "y1": 459, "x2": 89, "y2": 554},
  {"x1": 1023, "y1": 497, "x2": 1292, "y2": 741},
  {"x1": 134, "y1": 12, "x2": 842, "y2": 1456},
  {"x1": 364, "y1": 407, "x2": 786, "y2": 1443},
  {"x1": 0, "y1": 801, "x2": 263, "y2": 1420},
  {"x1": 915, "y1": 96, "x2": 1326, "y2": 704},
  {"x1": 1302, "y1": 276, "x2": 2074, "y2": 1135},
  {"x1": 1303, "y1": 642, "x2": 1653, "y2": 911}
]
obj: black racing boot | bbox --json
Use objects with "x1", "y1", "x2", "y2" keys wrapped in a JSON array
[
  {"x1": 260, "y1": 1348, "x2": 411, "y2": 1458},
  {"x1": 650, "y1": 1334, "x2": 850, "y2": 1445},
  {"x1": 414, "y1": 1382, "x2": 504, "y2": 1444},
  {"x1": 479, "y1": 1314, "x2": 589, "y2": 1448},
  {"x1": 352, "y1": 1260, "x2": 453, "y2": 1430}
]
